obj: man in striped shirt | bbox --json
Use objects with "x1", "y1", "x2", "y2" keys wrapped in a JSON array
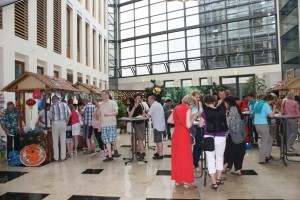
[
  {"x1": 49, "y1": 95, "x2": 71, "y2": 162},
  {"x1": 82, "y1": 99, "x2": 95, "y2": 154}
]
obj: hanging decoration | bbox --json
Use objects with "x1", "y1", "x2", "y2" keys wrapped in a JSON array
[
  {"x1": 26, "y1": 98, "x2": 36, "y2": 120},
  {"x1": 145, "y1": 80, "x2": 165, "y2": 103}
]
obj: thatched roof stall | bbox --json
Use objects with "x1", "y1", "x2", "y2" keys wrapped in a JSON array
[{"x1": 2, "y1": 72, "x2": 80, "y2": 92}]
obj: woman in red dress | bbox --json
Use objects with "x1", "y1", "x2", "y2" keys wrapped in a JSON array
[{"x1": 168, "y1": 94, "x2": 197, "y2": 189}]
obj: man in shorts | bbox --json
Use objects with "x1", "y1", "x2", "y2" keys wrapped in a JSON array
[
  {"x1": 100, "y1": 90, "x2": 119, "y2": 162},
  {"x1": 128, "y1": 93, "x2": 146, "y2": 159},
  {"x1": 147, "y1": 95, "x2": 166, "y2": 159}
]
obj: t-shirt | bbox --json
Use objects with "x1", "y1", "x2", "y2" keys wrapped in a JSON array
[
  {"x1": 71, "y1": 110, "x2": 80, "y2": 125},
  {"x1": 100, "y1": 100, "x2": 118, "y2": 127},
  {"x1": 129, "y1": 104, "x2": 144, "y2": 124},
  {"x1": 148, "y1": 101, "x2": 165, "y2": 131},
  {"x1": 254, "y1": 103, "x2": 272, "y2": 125}
]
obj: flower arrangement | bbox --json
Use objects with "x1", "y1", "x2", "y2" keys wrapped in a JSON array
[{"x1": 145, "y1": 80, "x2": 165, "y2": 103}]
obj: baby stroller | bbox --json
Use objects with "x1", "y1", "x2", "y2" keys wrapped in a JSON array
[{"x1": 0, "y1": 136, "x2": 7, "y2": 160}]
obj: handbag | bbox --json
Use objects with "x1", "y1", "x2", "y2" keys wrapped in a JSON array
[
  {"x1": 174, "y1": 108, "x2": 195, "y2": 145},
  {"x1": 199, "y1": 137, "x2": 215, "y2": 151},
  {"x1": 229, "y1": 120, "x2": 247, "y2": 144}
]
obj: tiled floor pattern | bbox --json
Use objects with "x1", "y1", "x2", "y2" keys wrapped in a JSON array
[{"x1": 0, "y1": 133, "x2": 299, "y2": 200}]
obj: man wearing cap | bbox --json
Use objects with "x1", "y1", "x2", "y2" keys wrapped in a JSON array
[{"x1": 49, "y1": 95, "x2": 71, "y2": 162}]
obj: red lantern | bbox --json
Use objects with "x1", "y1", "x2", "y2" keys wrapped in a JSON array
[{"x1": 26, "y1": 98, "x2": 36, "y2": 120}]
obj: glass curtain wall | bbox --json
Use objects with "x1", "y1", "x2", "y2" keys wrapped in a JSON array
[
  {"x1": 108, "y1": 0, "x2": 118, "y2": 90},
  {"x1": 119, "y1": 0, "x2": 278, "y2": 77},
  {"x1": 279, "y1": 0, "x2": 300, "y2": 79}
]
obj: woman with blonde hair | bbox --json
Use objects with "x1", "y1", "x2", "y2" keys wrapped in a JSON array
[{"x1": 168, "y1": 94, "x2": 197, "y2": 189}]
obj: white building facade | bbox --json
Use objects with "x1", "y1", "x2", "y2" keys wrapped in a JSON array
[{"x1": 0, "y1": 0, "x2": 109, "y2": 128}]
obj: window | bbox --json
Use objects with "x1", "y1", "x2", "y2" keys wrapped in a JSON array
[
  {"x1": 15, "y1": 0, "x2": 28, "y2": 40},
  {"x1": 99, "y1": 35, "x2": 102, "y2": 72},
  {"x1": 37, "y1": 0, "x2": 47, "y2": 48},
  {"x1": 66, "y1": 6, "x2": 72, "y2": 58},
  {"x1": 15, "y1": 61, "x2": 25, "y2": 78},
  {"x1": 181, "y1": 79, "x2": 192, "y2": 87},
  {"x1": 77, "y1": 15, "x2": 81, "y2": 63},
  {"x1": 92, "y1": 0, "x2": 95, "y2": 17},
  {"x1": 85, "y1": 0, "x2": 89, "y2": 11},
  {"x1": 98, "y1": 0, "x2": 102, "y2": 24},
  {"x1": 93, "y1": 30, "x2": 96, "y2": 69},
  {"x1": 104, "y1": 0, "x2": 107, "y2": 29},
  {"x1": 164, "y1": 80, "x2": 174, "y2": 88},
  {"x1": 104, "y1": 39, "x2": 107, "y2": 74},
  {"x1": 53, "y1": 0, "x2": 61, "y2": 54},
  {"x1": 77, "y1": 73, "x2": 82, "y2": 83},
  {"x1": 0, "y1": 8, "x2": 2, "y2": 29},
  {"x1": 199, "y1": 78, "x2": 208, "y2": 86},
  {"x1": 54, "y1": 70, "x2": 59, "y2": 78},
  {"x1": 67, "y1": 71, "x2": 73, "y2": 84},
  {"x1": 37, "y1": 66, "x2": 44, "y2": 75},
  {"x1": 99, "y1": 80, "x2": 102, "y2": 89},
  {"x1": 86, "y1": 23, "x2": 90, "y2": 66}
]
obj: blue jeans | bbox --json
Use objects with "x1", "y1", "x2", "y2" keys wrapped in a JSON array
[
  {"x1": 190, "y1": 125, "x2": 203, "y2": 168},
  {"x1": 164, "y1": 121, "x2": 171, "y2": 139}
]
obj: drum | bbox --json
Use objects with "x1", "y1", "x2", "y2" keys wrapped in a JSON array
[{"x1": 20, "y1": 144, "x2": 46, "y2": 167}]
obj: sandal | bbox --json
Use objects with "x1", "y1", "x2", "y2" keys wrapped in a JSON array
[
  {"x1": 183, "y1": 183, "x2": 197, "y2": 190},
  {"x1": 66, "y1": 154, "x2": 71, "y2": 158},
  {"x1": 231, "y1": 171, "x2": 242, "y2": 176},
  {"x1": 175, "y1": 182, "x2": 183, "y2": 186},
  {"x1": 216, "y1": 179, "x2": 224, "y2": 185},
  {"x1": 210, "y1": 184, "x2": 218, "y2": 191}
]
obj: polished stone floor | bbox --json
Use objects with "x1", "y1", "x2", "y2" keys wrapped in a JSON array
[{"x1": 0, "y1": 133, "x2": 299, "y2": 200}]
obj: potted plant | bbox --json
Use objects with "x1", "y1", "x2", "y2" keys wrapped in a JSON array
[{"x1": 117, "y1": 100, "x2": 127, "y2": 133}]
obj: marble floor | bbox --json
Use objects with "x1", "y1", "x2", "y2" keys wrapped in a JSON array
[{"x1": 0, "y1": 133, "x2": 299, "y2": 200}]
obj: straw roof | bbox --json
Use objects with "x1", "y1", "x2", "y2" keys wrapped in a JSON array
[
  {"x1": 1, "y1": 72, "x2": 80, "y2": 92},
  {"x1": 73, "y1": 82, "x2": 102, "y2": 94},
  {"x1": 271, "y1": 77, "x2": 300, "y2": 90}
]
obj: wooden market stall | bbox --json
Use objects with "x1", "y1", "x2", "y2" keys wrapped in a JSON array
[
  {"x1": 73, "y1": 82, "x2": 102, "y2": 97},
  {"x1": 1, "y1": 71, "x2": 80, "y2": 163}
]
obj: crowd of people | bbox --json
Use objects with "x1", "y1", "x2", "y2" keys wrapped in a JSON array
[
  {"x1": 168, "y1": 89, "x2": 299, "y2": 191},
  {"x1": 0, "y1": 87, "x2": 299, "y2": 191}
]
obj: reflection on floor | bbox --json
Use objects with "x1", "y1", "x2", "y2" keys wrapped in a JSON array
[
  {"x1": 0, "y1": 133, "x2": 299, "y2": 200},
  {"x1": 68, "y1": 195, "x2": 120, "y2": 200},
  {"x1": 81, "y1": 169, "x2": 104, "y2": 175},
  {"x1": 0, "y1": 171, "x2": 27, "y2": 184},
  {"x1": 0, "y1": 192, "x2": 49, "y2": 200}
]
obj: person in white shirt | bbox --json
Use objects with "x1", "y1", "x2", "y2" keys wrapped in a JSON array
[
  {"x1": 38, "y1": 103, "x2": 51, "y2": 128},
  {"x1": 147, "y1": 95, "x2": 166, "y2": 159}
]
